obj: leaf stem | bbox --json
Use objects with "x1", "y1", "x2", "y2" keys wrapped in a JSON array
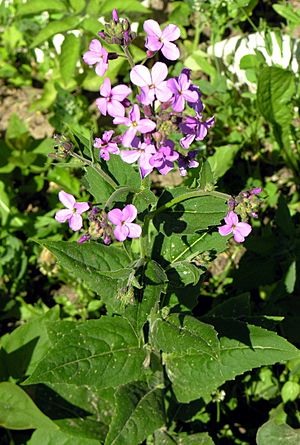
[
  {"x1": 122, "y1": 45, "x2": 135, "y2": 68},
  {"x1": 70, "y1": 152, "x2": 118, "y2": 190}
]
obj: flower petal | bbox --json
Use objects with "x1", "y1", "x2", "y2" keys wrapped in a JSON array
[
  {"x1": 161, "y1": 41, "x2": 180, "y2": 60},
  {"x1": 137, "y1": 118, "x2": 156, "y2": 133},
  {"x1": 111, "y1": 84, "x2": 132, "y2": 101},
  {"x1": 224, "y1": 211, "x2": 239, "y2": 226},
  {"x1": 182, "y1": 89, "x2": 199, "y2": 103},
  {"x1": 126, "y1": 222, "x2": 142, "y2": 238},
  {"x1": 151, "y1": 61, "x2": 168, "y2": 84},
  {"x1": 155, "y1": 82, "x2": 172, "y2": 102},
  {"x1": 96, "y1": 97, "x2": 108, "y2": 115},
  {"x1": 218, "y1": 224, "x2": 233, "y2": 236},
  {"x1": 95, "y1": 61, "x2": 108, "y2": 77},
  {"x1": 74, "y1": 202, "x2": 89, "y2": 214},
  {"x1": 162, "y1": 24, "x2": 180, "y2": 42},
  {"x1": 236, "y1": 222, "x2": 252, "y2": 237},
  {"x1": 69, "y1": 213, "x2": 83, "y2": 231},
  {"x1": 55, "y1": 208, "x2": 72, "y2": 223},
  {"x1": 83, "y1": 50, "x2": 100, "y2": 65},
  {"x1": 130, "y1": 65, "x2": 151, "y2": 87},
  {"x1": 122, "y1": 126, "x2": 137, "y2": 147},
  {"x1": 108, "y1": 208, "x2": 123, "y2": 225},
  {"x1": 100, "y1": 77, "x2": 111, "y2": 97},
  {"x1": 120, "y1": 150, "x2": 141, "y2": 164},
  {"x1": 107, "y1": 100, "x2": 125, "y2": 117},
  {"x1": 122, "y1": 204, "x2": 137, "y2": 223},
  {"x1": 143, "y1": 19, "x2": 162, "y2": 38},
  {"x1": 58, "y1": 191, "x2": 75, "y2": 209},
  {"x1": 89, "y1": 39, "x2": 102, "y2": 52},
  {"x1": 114, "y1": 224, "x2": 129, "y2": 242}
]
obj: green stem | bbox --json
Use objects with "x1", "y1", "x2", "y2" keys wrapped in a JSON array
[
  {"x1": 140, "y1": 215, "x2": 150, "y2": 259},
  {"x1": 193, "y1": 18, "x2": 201, "y2": 52},
  {"x1": 104, "y1": 186, "x2": 133, "y2": 209},
  {"x1": 122, "y1": 45, "x2": 135, "y2": 68},
  {"x1": 70, "y1": 152, "x2": 118, "y2": 190}
]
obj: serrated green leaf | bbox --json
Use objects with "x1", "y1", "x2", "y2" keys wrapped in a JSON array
[
  {"x1": 151, "y1": 315, "x2": 300, "y2": 402},
  {"x1": 28, "y1": 428, "x2": 100, "y2": 445},
  {"x1": 24, "y1": 318, "x2": 146, "y2": 388},
  {"x1": 167, "y1": 262, "x2": 203, "y2": 287},
  {"x1": 155, "y1": 232, "x2": 227, "y2": 264},
  {"x1": 0, "y1": 382, "x2": 57, "y2": 430},
  {"x1": 107, "y1": 155, "x2": 141, "y2": 190},
  {"x1": 31, "y1": 382, "x2": 113, "y2": 440},
  {"x1": 257, "y1": 66, "x2": 295, "y2": 128},
  {"x1": 38, "y1": 241, "x2": 132, "y2": 309},
  {"x1": 198, "y1": 161, "x2": 215, "y2": 190},
  {"x1": 154, "y1": 430, "x2": 215, "y2": 444},
  {"x1": 153, "y1": 188, "x2": 227, "y2": 236},
  {"x1": 83, "y1": 166, "x2": 114, "y2": 203},
  {"x1": 59, "y1": 33, "x2": 81, "y2": 86},
  {"x1": 17, "y1": 0, "x2": 67, "y2": 16},
  {"x1": 105, "y1": 381, "x2": 164, "y2": 445},
  {"x1": 31, "y1": 17, "x2": 81, "y2": 48}
]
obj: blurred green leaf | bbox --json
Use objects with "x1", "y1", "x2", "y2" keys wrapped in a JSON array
[
  {"x1": 17, "y1": 0, "x2": 67, "y2": 15},
  {"x1": 59, "y1": 34, "x2": 81, "y2": 87},
  {"x1": 273, "y1": 4, "x2": 300, "y2": 25},
  {"x1": 30, "y1": 17, "x2": 81, "y2": 48}
]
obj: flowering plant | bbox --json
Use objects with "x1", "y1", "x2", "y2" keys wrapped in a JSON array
[{"x1": 20, "y1": 9, "x2": 300, "y2": 445}]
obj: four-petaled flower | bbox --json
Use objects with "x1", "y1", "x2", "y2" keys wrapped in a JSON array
[
  {"x1": 96, "y1": 78, "x2": 132, "y2": 117},
  {"x1": 113, "y1": 104, "x2": 156, "y2": 147},
  {"x1": 108, "y1": 204, "x2": 142, "y2": 242},
  {"x1": 130, "y1": 62, "x2": 172, "y2": 105},
  {"x1": 55, "y1": 191, "x2": 89, "y2": 231},
  {"x1": 144, "y1": 19, "x2": 180, "y2": 60},
  {"x1": 83, "y1": 39, "x2": 109, "y2": 77},
  {"x1": 218, "y1": 211, "x2": 252, "y2": 243},
  {"x1": 167, "y1": 72, "x2": 198, "y2": 112},
  {"x1": 120, "y1": 137, "x2": 157, "y2": 178},
  {"x1": 94, "y1": 130, "x2": 119, "y2": 161},
  {"x1": 180, "y1": 115, "x2": 215, "y2": 149},
  {"x1": 149, "y1": 140, "x2": 179, "y2": 175}
]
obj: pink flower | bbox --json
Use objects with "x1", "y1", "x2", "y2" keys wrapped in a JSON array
[
  {"x1": 108, "y1": 204, "x2": 142, "y2": 242},
  {"x1": 113, "y1": 104, "x2": 156, "y2": 147},
  {"x1": 180, "y1": 115, "x2": 215, "y2": 149},
  {"x1": 218, "y1": 211, "x2": 252, "y2": 243},
  {"x1": 167, "y1": 72, "x2": 198, "y2": 112},
  {"x1": 96, "y1": 78, "x2": 131, "y2": 117},
  {"x1": 55, "y1": 191, "x2": 89, "y2": 231},
  {"x1": 130, "y1": 62, "x2": 172, "y2": 105},
  {"x1": 83, "y1": 39, "x2": 108, "y2": 77},
  {"x1": 149, "y1": 140, "x2": 179, "y2": 175},
  {"x1": 94, "y1": 130, "x2": 119, "y2": 161},
  {"x1": 144, "y1": 19, "x2": 180, "y2": 60},
  {"x1": 120, "y1": 138, "x2": 157, "y2": 178}
]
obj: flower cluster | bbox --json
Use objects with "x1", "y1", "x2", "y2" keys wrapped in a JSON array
[
  {"x1": 82, "y1": 13, "x2": 214, "y2": 179},
  {"x1": 218, "y1": 188, "x2": 262, "y2": 243},
  {"x1": 55, "y1": 191, "x2": 141, "y2": 244}
]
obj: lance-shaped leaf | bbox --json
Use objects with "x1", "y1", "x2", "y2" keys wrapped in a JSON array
[
  {"x1": 105, "y1": 381, "x2": 164, "y2": 445},
  {"x1": 24, "y1": 318, "x2": 146, "y2": 388},
  {"x1": 153, "y1": 188, "x2": 227, "y2": 236},
  {"x1": 151, "y1": 314, "x2": 300, "y2": 403},
  {"x1": 0, "y1": 382, "x2": 57, "y2": 430}
]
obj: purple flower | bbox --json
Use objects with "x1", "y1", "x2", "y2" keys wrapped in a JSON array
[
  {"x1": 108, "y1": 204, "x2": 142, "y2": 242},
  {"x1": 144, "y1": 19, "x2": 180, "y2": 60},
  {"x1": 167, "y1": 73, "x2": 198, "y2": 112},
  {"x1": 120, "y1": 138, "x2": 157, "y2": 178},
  {"x1": 178, "y1": 151, "x2": 199, "y2": 176},
  {"x1": 55, "y1": 191, "x2": 89, "y2": 231},
  {"x1": 218, "y1": 211, "x2": 252, "y2": 243},
  {"x1": 96, "y1": 78, "x2": 131, "y2": 117},
  {"x1": 130, "y1": 62, "x2": 172, "y2": 105},
  {"x1": 250, "y1": 187, "x2": 262, "y2": 195},
  {"x1": 180, "y1": 115, "x2": 215, "y2": 149},
  {"x1": 94, "y1": 130, "x2": 119, "y2": 161},
  {"x1": 113, "y1": 104, "x2": 156, "y2": 147},
  {"x1": 150, "y1": 140, "x2": 179, "y2": 175},
  {"x1": 83, "y1": 39, "x2": 109, "y2": 77},
  {"x1": 112, "y1": 8, "x2": 119, "y2": 23}
]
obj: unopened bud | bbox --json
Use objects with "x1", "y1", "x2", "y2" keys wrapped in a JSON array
[
  {"x1": 112, "y1": 8, "x2": 119, "y2": 23},
  {"x1": 98, "y1": 31, "x2": 106, "y2": 39},
  {"x1": 146, "y1": 50, "x2": 155, "y2": 58},
  {"x1": 108, "y1": 52, "x2": 119, "y2": 60},
  {"x1": 78, "y1": 234, "x2": 91, "y2": 244}
]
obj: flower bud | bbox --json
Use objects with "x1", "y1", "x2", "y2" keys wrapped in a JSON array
[
  {"x1": 112, "y1": 8, "x2": 119, "y2": 23},
  {"x1": 146, "y1": 50, "x2": 155, "y2": 58}
]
